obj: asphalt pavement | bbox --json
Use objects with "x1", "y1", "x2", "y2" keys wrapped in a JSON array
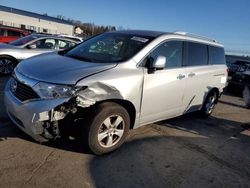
[{"x1": 0, "y1": 76, "x2": 250, "y2": 188}]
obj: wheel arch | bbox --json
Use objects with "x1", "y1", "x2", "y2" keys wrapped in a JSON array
[
  {"x1": 0, "y1": 54, "x2": 19, "y2": 64},
  {"x1": 203, "y1": 87, "x2": 220, "y2": 106},
  {"x1": 208, "y1": 87, "x2": 220, "y2": 102},
  {"x1": 96, "y1": 99, "x2": 136, "y2": 130}
]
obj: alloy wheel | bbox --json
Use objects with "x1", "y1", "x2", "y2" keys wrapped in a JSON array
[
  {"x1": 205, "y1": 94, "x2": 216, "y2": 114},
  {"x1": 0, "y1": 58, "x2": 14, "y2": 74},
  {"x1": 97, "y1": 115, "x2": 125, "y2": 148}
]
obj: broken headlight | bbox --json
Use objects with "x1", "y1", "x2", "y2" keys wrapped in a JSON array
[{"x1": 33, "y1": 82, "x2": 77, "y2": 99}]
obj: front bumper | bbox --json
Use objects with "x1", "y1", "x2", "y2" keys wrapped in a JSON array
[{"x1": 4, "y1": 80, "x2": 70, "y2": 142}]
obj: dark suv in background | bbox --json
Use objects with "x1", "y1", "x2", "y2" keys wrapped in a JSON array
[
  {"x1": 0, "y1": 26, "x2": 30, "y2": 43},
  {"x1": 226, "y1": 55, "x2": 250, "y2": 92}
]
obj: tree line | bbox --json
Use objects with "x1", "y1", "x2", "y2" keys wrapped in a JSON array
[{"x1": 56, "y1": 15, "x2": 117, "y2": 37}]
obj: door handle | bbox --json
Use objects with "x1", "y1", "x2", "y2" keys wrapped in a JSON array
[
  {"x1": 188, "y1": 72, "x2": 196, "y2": 77},
  {"x1": 177, "y1": 74, "x2": 185, "y2": 80}
]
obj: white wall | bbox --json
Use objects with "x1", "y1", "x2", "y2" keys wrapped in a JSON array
[{"x1": 0, "y1": 11, "x2": 74, "y2": 35}]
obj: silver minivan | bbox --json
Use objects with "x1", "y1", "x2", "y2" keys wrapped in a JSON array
[{"x1": 4, "y1": 30, "x2": 227, "y2": 154}]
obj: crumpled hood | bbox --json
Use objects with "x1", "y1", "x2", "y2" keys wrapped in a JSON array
[
  {"x1": 17, "y1": 52, "x2": 117, "y2": 85},
  {"x1": 0, "y1": 43, "x2": 19, "y2": 49}
]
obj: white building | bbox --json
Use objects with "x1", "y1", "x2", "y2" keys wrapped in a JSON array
[
  {"x1": 0, "y1": 5, "x2": 74, "y2": 35},
  {"x1": 75, "y1": 26, "x2": 83, "y2": 35}
]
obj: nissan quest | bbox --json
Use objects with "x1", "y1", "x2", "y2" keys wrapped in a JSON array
[{"x1": 4, "y1": 30, "x2": 228, "y2": 155}]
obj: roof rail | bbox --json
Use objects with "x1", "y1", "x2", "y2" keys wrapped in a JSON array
[{"x1": 174, "y1": 31, "x2": 218, "y2": 43}]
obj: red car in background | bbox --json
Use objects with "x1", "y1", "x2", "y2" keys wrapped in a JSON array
[{"x1": 0, "y1": 26, "x2": 30, "y2": 43}]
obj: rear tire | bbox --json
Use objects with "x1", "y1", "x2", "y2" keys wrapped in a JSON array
[
  {"x1": 84, "y1": 102, "x2": 130, "y2": 155},
  {"x1": 0, "y1": 56, "x2": 17, "y2": 75},
  {"x1": 200, "y1": 91, "x2": 218, "y2": 117}
]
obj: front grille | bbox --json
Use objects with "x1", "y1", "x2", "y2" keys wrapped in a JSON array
[{"x1": 11, "y1": 79, "x2": 39, "y2": 102}]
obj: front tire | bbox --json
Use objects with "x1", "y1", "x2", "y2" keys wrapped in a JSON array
[{"x1": 86, "y1": 102, "x2": 130, "y2": 155}]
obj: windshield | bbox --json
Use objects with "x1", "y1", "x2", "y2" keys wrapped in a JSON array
[
  {"x1": 9, "y1": 35, "x2": 41, "y2": 46},
  {"x1": 65, "y1": 33, "x2": 154, "y2": 63}
]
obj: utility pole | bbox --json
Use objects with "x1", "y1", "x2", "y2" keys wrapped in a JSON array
[{"x1": 92, "y1": 23, "x2": 94, "y2": 36}]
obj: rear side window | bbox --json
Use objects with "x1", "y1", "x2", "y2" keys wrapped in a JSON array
[
  {"x1": 187, "y1": 42, "x2": 208, "y2": 66},
  {"x1": 210, "y1": 46, "x2": 225, "y2": 65}
]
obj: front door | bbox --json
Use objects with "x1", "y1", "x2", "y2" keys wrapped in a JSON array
[{"x1": 140, "y1": 41, "x2": 186, "y2": 124}]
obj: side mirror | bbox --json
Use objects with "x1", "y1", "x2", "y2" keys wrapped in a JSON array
[
  {"x1": 148, "y1": 56, "x2": 166, "y2": 74},
  {"x1": 152, "y1": 56, "x2": 166, "y2": 70}
]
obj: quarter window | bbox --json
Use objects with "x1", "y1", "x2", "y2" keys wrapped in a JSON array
[
  {"x1": 148, "y1": 41, "x2": 183, "y2": 69},
  {"x1": 58, "y1": 40, "x2": 76, "y2": 50},
  {"x1": 210, "y1": 46, "x2": 225, "y2": 65},
  {"x1": 187, "y1": 42, "x2": 208, "y2": 66}
]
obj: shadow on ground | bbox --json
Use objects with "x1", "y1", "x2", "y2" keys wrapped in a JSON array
[
  {"x1": 0, "y1": 111, "x2": 250, "y2": 187},
  {"x1": 88, "y1": 135, "x2": 250, "y2": 188},
  {"x1": 1, "y1": 113, "x2": 249, "y2": 154}
]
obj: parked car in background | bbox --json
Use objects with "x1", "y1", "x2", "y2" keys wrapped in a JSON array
[
  {"x1": 0, "y1": 26, "x2": 30, "y2": 43},
  {"x1": 0, "y1": 34, "x2": 78, "y2": 74},
  {"x1": 226, "y1": 55, "x2": 250, "y2": 92},
  {"x1": 4, "y1": 30, "x2": 227, "y2": 155}
]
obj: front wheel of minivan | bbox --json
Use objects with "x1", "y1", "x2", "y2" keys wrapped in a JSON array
[
  {"x1": 200, "y1": 91, "x2": 218, "y2": 117},
  {"x1": 85, "y1": 102, "x2": 130, "y2": 155}
]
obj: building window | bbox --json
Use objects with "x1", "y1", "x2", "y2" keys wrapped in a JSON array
[
  {"x1": 21, "y1": 24, "x2": 26, "y2": 29},
  {"x1": 30, "y1": 26, "x2": 36, "y2": 31},
  {"x1": 43, "y1": 28, "x2": 48, "y2": 33}
]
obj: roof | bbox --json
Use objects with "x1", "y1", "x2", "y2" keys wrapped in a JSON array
[
  {"x1": 28, "y1": 33, "x2": 77, "y2": 41},
  {"x1": 110, "y1": 30, "x2": 220, "y2": 45},
  {"x1": 226, "y1": 54, "x2": 250, "y2": 61},
  {"x1": 0, "y1": 5, "x2": 74, "y2": 26},
  {"x1": 111, "y1": 30, "x2": 167, "y2": 38}
]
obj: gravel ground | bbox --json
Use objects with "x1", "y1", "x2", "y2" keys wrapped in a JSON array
[{"x1": 0, "y1": 76, "x2": 250, "y2": 188}]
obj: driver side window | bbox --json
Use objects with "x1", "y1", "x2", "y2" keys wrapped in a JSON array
[
  {"x1": 143, "y1": 41, "x2": 183, "y2": 69},
  {"x1": 29, "y1": 38, "x2": 56, "y2": 49}
]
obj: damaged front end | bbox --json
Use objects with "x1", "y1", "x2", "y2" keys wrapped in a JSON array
[
  {"x1": 34, "y1": 97, "x2": 79, "y2": 140},
  {"x1": 5, "y1": 80, "x2": 124, "y2": 142},
  {"x1": 36, "y1": 82, "x2": 123, "y2": 140}
]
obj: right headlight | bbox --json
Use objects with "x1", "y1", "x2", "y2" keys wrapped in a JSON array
[{"x1": 33, "y1": 82, "x2": 77, "y2": 99}]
